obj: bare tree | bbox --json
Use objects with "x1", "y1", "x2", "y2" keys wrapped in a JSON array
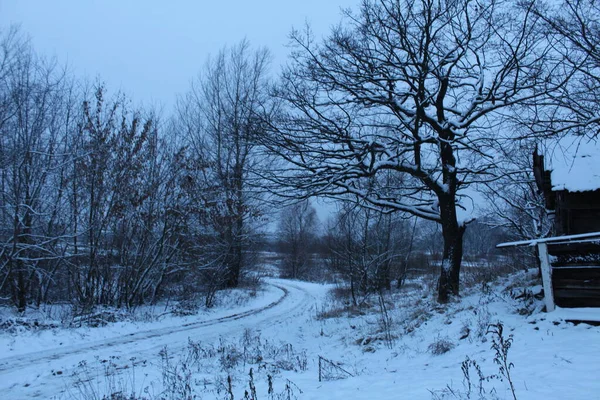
[
  {"x1": 0, "y1": 27, "x2": 74, "y2": 311},
  {"x1": 325, "y1": 202, "x2": 408, "y2": 304},
  {"x1": 278, "y1": 200, "x2": 318, "y2": 279},
  {"x1": 176, "y1": 40, "x2": 272, "y2": 288},
  {"x1": 529, "y1": 0, "x2": 600, "y2": 137},
  {"x1": 71, "y1": 85, "x2": 159, "y2": 308},
  {"x1": 0, "y1": 27, "x2": 27, "y2": 134},
  {"x1": 478, "y1": 138, "x2": 553, "y2": 273},
  {"x1": 263, "y1": 0, "x2": 568, "y2": 302},
  {"x1": 107, "y1": 114, "x2": 185, "y2": 309},
  {"x1": 483, "y1": 139, "x2": 552, "y2": 242}
]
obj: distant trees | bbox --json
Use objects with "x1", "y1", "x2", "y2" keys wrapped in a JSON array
[
  {"x1": 261, "y1": 0, "x2": 570, "y2": 302},
  {"x1": 277, "y1": 200, "x2": 318, "y2": 279},
  {"x1": 325, "y1": 203, "x2": 409, "y2": 303},
  {"x1": 461, "y1": 219, "x2": 507, "y2": 262}
]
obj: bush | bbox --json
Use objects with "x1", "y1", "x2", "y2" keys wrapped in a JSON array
[{"x1": 428, "y1": 336, "x2": 455, "y2": 355}]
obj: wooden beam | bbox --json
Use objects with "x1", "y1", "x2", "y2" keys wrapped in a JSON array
[
  {"x1": 538, "y1": 242, "x2": 555, "y2": 312},
  {"x1": 496, "y1": 231, "x2": 600, "y2": 248}
]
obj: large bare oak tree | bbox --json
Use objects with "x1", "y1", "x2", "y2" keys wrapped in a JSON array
[{"x1": 263, "y1": 0, "x2": 569, "y2": 302}]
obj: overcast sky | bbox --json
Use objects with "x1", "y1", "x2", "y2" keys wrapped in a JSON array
[{"x1": 0, "y1": 0, "x2": 359, "y2": 113}]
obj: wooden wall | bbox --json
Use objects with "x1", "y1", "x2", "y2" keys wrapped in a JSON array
[
  {"x1": 549, "y1": 242, "x2": 600, "y2": 307},
  {"x1": 555, "y1": 190, "x2": 600, "y2": 235}
]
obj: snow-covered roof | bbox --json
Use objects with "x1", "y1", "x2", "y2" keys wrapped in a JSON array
[{"x1": 540, "y1": 135, "x2": 600, "y2": 192}]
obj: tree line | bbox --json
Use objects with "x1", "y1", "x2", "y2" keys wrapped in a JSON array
[
  {"x1": 0, "y1": 32, "x2": 270, "y2": 312},
  {"x1": 1, "y1": 0, "x2": 598, "y2": 312}
]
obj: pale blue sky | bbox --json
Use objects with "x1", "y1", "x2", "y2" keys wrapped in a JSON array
[{"x1": 0, "y1": 0, "x2": 359, "y2": 112}]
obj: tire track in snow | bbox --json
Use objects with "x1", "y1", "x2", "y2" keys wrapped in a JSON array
[
  {"x1": 0, "y1": 283, "x2": 289, "y2": 374},
  {"x1": 0, "y1": 279, "x2": 317, "y2": 399}
]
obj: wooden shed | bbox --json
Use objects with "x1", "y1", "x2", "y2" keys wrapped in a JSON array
[
  {"x1": 533, "y1": 137, "x2": 600, "y2": 235},
  {"x1": 531, "y1": 136, "x2": 600, "y2": 308}
]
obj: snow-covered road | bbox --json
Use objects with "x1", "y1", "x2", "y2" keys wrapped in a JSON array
[
  {"x1": 0, "y1": 279, "x2": 316, "y2": 399},
  {"x1": 4, "y1": 271, "x2": 599, "y2": 400}
]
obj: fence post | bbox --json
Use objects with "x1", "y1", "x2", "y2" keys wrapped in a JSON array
[
  {"x1": 537, "y1": 242, "x2": 555, "y2": 312},
  {"x1": 318, "y1": 356, "x2": 322, "y2": 382}
]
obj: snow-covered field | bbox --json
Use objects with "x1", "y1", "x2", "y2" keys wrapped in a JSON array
[{"x1": 1, "y1": 270, "x2": 599, "y2": 399}]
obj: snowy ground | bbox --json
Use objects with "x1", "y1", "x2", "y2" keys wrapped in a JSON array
[{"x1": 1, "y1": 269, "x2": 599, "y2": 399}]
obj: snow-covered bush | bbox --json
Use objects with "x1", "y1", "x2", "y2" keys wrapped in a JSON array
[{"x1": 428, "y1": 336, "x2": 456, "y2": 355}]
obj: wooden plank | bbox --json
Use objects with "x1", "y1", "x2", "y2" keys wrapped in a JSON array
[
  {"x1": 551, "y1": 259, "x2": 600, "y2": 268},
  {"x1": 553, "y1": 279, "x2": 600, "y2": 291},
  {"x1": 538, "y1": 242, "x2": 555, "y2": 312},
  {"x1": 555, "y1": 297, "x2": 600, "y2": 308},
  {"x1": 559, "y1": 190, "x2": 600, "y2": 210},
  {"x1": 552, "y1": 268, "x2": 600, "y2": 280},
  {"x1": 553, "y1": 307, "x2": 600, "y2": 322},
  {"x1": 554, "y1": 289, "x2": 600, "y2": 298},
  {"x1": 548, "y1": 241, "x2": 600, "y2": 254},
  {"x1": 548, "y1": 244, "x2": 600, "y2": 267},
  {"x1": 551, "y1": 258, "x2": 600, "y2": 267}
]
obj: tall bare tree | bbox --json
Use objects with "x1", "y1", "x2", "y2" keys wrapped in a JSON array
[
  {"x1": 73, "y1": 85, "x2": 158, "y2": 308},
  {"x1": 263, "y1": 0, "x2": 569, "y2": 302},
  {"x1": 0, "y1": 27, "x2": 74, "y2": 311},
  {"x1": 176, "y1": 40, "x2": 271, "y2": 288}
]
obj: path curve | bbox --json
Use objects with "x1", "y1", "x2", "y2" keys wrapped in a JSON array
[{"x1": 0, "y1": 279, "x2": 316, "y2": 399}]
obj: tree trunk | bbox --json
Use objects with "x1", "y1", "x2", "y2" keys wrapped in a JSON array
[
  {"x1": 224, "y1": 220, "x2": 243, "y2": 288},
  {"x1": 377, "y1": 215, "x2": 392, "y2": 291},
  {"x1": 350, "y1": 274, "x2": 358, "y2": 307},
  {"x1": 437, "y1": 201, "x2": 466, "y2": 303},
  {"x1": 224, "y1": 248, "x2": 241, "y2": 288},
  {"x1": 13, "y1": 267, "x2": 27, "y2": 313},
  {"x1": 377, "y1": 263, "x2": 391, "y2": 291}
]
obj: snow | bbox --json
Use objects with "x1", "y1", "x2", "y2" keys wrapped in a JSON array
[
  {"x1": 1, "y1": 271, "x2": 599, "y2": 399},
  {"x1": 540, "y1": 135, "x2": 600, "y2": 192},
  {"x1": 552, "y1": 306, "x2": 600, "y2": 323},
  {"x1": 0, "y1": 284, "x2": 284, "y2": 359}
]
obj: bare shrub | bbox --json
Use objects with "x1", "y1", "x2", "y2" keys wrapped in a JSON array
[
  {"x1": 378, "y1": 293, "x2": 395, "y2": 349},
  {"x1": 403, "y1": 305, "x2": 434, "y2": 335},
  {"x1": 67, "y1": 356, "x2": 149, "y2": 400},
  {"x1": 158, "y1": 346, "x2": 195, "y2": 399},
  {"x1": 170, "y1": 300, "x2": 199, "y2": 317},
  {"x1": 431, "y1": 323, "x2": 519, "y2": 400},
  {"x1": 428, "y1": 336, "x2": 455, "y2": 355},
  {"x1": 488, "y1": 323, "x2": 517, "y2": 400},
  {"x1": 218, "y1": 339, "x2": 244, "y2": 370},
  {"x1": 474, "y1": 306, "x2": 492, "y2": 342}
]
